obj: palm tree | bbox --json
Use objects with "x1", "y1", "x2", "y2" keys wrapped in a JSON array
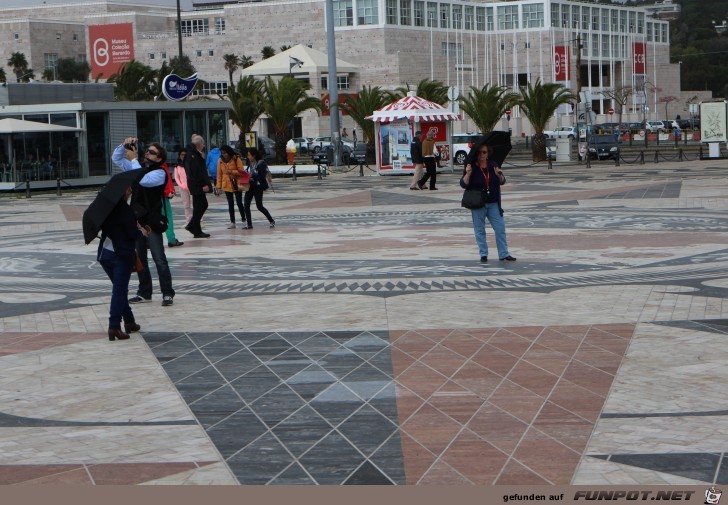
[
  {"x1": 280, "y1": 45, "x2": 292, "y2": 52},
  {"x1": 517, "y1": 79, "x2": 575, "y2": 162},
  {"x1": 7, "y1": 52, "x2": 32, "y2": 82},
  {"x1": 228, "y1": 75, "x2": 265, "y2": 140},
  {"x1": 223, "y1": 53, "x2": 240, "y2": 86},
  {"x1": 260, "y1": 76, "x2": 321, "y2": 163},
  {"x1": 107, "y1": 60, "x2": 157, "y2": 101},
  {"x1": 458, "y1": 84, "x2": 520, "y2": 135},
  {"x1": 239, "y1": 55, "x2": 254, "y2": 69},
  {"x1": 339, "y1": 85, "x2": 390, "y2": 156},
  {"x1": 261, "y1": 46, "x2": 276, "y2": 60},
  {"x1": 390, "y1": 78, "x2": 449, "y2": 105}
]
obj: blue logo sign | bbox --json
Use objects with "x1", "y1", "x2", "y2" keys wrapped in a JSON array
[{"x1": 162, "y1": 73, "x2": 198, "y2": 101}]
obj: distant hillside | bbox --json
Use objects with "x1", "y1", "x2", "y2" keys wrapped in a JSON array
[{"x1": 670, "y1": 0, "x2": 728, "y2": 96}]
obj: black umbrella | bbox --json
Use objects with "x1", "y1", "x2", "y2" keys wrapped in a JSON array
[
  {"x1": 464, "y1": 130, "x2": 512, "y2": 169},
  {"x1": 82, "y1": 169, "x2": 144, "y2": 244}
]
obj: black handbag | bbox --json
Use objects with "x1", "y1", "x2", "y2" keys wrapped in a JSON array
[{"x1": 461, "y1": 189, "x2": 486, "y2": 209}]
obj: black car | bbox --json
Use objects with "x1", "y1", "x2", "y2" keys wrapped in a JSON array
[{"x1": 587, "y1": 134, "x2": 620, "y2": 160}]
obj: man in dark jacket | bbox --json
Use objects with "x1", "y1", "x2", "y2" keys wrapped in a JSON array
[
  {"x1": 184, "y1": 134, "x2": 212, "y2": 239},
  {"x1": 409, "y1": 130, "x2": 424, "y2": 190},
  {"x1": 113, "y1": 139, "x2": 176, "y2": 307}
]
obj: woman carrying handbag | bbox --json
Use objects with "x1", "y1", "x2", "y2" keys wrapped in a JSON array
[
  {"x1": 216, "y1": 145, "x2": 249, "y2": 229},
  {"x1": 243, "y1": 147, "x2": 275, "y2": 229}
]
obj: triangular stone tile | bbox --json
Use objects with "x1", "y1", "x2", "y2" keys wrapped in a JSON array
[
  {"x1": 606, "y1": 453, "x2": 720, "y2": 483},
  {"x1": 344, "y1": 461, "x2": 394, "y2": 485}
]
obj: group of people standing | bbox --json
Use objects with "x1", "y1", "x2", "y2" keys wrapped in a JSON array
[{"x1": 98, "y1": 133, "x2": 276, "y2": 341}]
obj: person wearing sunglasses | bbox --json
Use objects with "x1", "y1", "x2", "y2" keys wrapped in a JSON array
[
  {"x1": 111, "y1": 138, "x2": 177, "y2": 307},
  {"x1": 460, "y1": 144, "x2": 516, "y2": 263}
]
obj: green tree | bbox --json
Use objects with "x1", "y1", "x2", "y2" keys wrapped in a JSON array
[
  {"x1": 228, "y1": 75, "x2": 265, "y2": 140},
  {"x1": 390, "y1": 78, "x2": 449, "y2": 105},
  {"x1": 261, "y1": 46, "x2": 276, "y2": 60},
  {"x1": 280, "y1": 45, "x2": 292, "y2": 52},
  {"x1": 7, "y1": 52, "x2": 32, "y2": 82},
  {"x1": 260, "y1": 76, "x2": 321, "y2": 163},
  {"x1": 339, "y1": 85, "x2": 391, "y2": 156},
  {"x1": 458, "y1": 84, "x2": 520, "y2": 136},
  {"x1": 169, "y1": 55, "x2": 196, "y2": 77},
  {"x1": 107, "y1": 60, "x2": 157, "y2": 101},
  {"x1": 223, "y1": 53, "x2": 240, "y2": 86},
  {"x1": 0, "y1": 67, "x2": 6, "y2": 83},
  {"x1": 56, "y1": 57, "x2": 90, "y2": 82},
  {"x1": 240, "y1": 55, "x2": 254, "y2": 68},
  {"x1": 517, "y1": 80, "x2": 575, "y2": 162},
  {"x1": 42, "y1": 68, "x2": 55, "y2": 81}
]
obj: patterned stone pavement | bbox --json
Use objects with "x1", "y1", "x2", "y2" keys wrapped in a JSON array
[{"x1": 1, "y1": 161, "x2": 727, "y2": 485}]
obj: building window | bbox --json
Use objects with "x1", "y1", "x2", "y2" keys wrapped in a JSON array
[
  {"x1": 551, "y1": 3, "x2": 559, "y2": 28},
  {"x1": 497, "y1": 5, "x2": 518, "y2": 30},
  {"x1": 581, "y1": 7, "x2": 589, "y2": 30},
  {"x1": 214, "y1": 17, "x2": 225, "y2": 34},
  {"x1": 414, "y1": 1, "x2": 424, "y2": 26},
  {"x1": 522, "y1": 3, "x2": 543, "y2": 28},
  {"x1": 426, "y1": 2, "x2": 437, "y2": 27},
  {"x1": 334, "y1": 0, "x2": 353, "y2": 26},
  {"x1": 386, "y1": 0, "x2": 397, "y2": 24},
  {"x1": 571, "y1": 5, "x2": 579, "y2": 29},
  {"x1": 56, "y1": 33, "x2": 61, "y2": 40},
  {"x1": 13, "y1": 32, "x2": 19, "y2": 40},
  {"x1": 357, "y1": 0, "x2": 378, "y2": 25},
  {"x1": 592, "y1": 34, "x2": 599, "y2": 57},
  {"x1": 195, "y1": 81, "x2": 229, "y2": 96},
  {"x1": 464, "y1": 6, "x2": 474, "y2": 30},
  {"x1": 196, "y1": 50, "x2": 202, "y2": 57},
  {"x1": 619, "y1": 10, "x2": 627, "y2": 32},
  {"x1": 44, "y1": 53, "x2": 58, "y2": 70},
  {"x1": 592, "y1": 9, "x2": 599, "y2": 31},
  {"x1": 400, "y1": 0, "x2": 411, "y2": 25},
  {"x1": 476, "y1": 7, "x2": 485, "y2": 31},
  {"x1": 601, "y1": 8, "x2": 609, "y2": 31},
  {"x1": 208, "y1": 49, "x2": 214, "y2": 56},
  {"x1": 628, "y1": 11, "x2": 636, "y2": 32},
  {"x1": 73, "y1": 33, "x2": 78, "y2": 41},
  {"x1": 560, "y1": 4, "x2": 569, "y2": 28},
  {"x1": 181, "y1": 18, "x2": 209, "y2": 36},
  {"x1": 611, "y1": 9, "x2": 618, "y2": 31},
  {"x1": 149, "y1": 53, "x2": 155, "y2": 59},
  {"x1": 441, "y1": 42, "x2": 463, "y2": 64},
  {"x1": 637, "y1": 12, "x2": 644, "y2": 34},
  {"x1": 487, "y1": 7, "x2": 494, "y2": 30},
  {"x1": 161, "y1": 52, "x2": 167, "y2": 59},
  {"x1": 661, "y1": 24, "x2": 668, "y2": 43},
  {"x1": 321, "y1": 75, "x2": 349, "y2": 90},
  {"x1": 452, "y1": 5, "x2": 462, "y2": 30},
  {"x1": 440, "y1": 4, "x2": 450, "y2": 29},
  {"x1": 646, "y1": 22, "x2": 653, "y2": 42},
  {"x1": 602, "y1": 35, "x2": 609, "y2": 57}
]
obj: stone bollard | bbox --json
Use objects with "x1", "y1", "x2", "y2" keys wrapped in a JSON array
[
  {"x1": 292, "y1": 163, "x2": 297, "y2": 181},
  {"x1": 56, "y1": 177, "x2": 62, "y2": 196},
  {"x1": 654, "y1": 150, "x2": 659, "y2": 163},
  {"x1": 640, "y1": 151, "x2": 645, "y2": 164},
  {"x1": 25, "y1": 178, "x2": 31, "y2": 198}
]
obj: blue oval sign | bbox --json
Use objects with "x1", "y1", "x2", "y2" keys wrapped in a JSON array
[{"x1": 162, "y1": 73, "x2": 198, "y2": 101}]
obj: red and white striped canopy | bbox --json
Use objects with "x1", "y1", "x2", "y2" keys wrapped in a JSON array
[{"x1": 368, "y1": 92, "x2": 460, "y2": 123}]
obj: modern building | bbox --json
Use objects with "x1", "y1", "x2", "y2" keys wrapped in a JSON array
[{"x1": 0, "y1": 0, "x2": 695, "y2": 138}]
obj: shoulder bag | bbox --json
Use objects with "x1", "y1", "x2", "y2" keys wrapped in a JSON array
[{"x1": 461, "y1": 165, "x2": 489, "y2": 210}]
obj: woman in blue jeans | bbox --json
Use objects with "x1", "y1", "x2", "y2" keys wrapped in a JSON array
[
  {"x1": 460, "y1": 144, "x2": 516, "y2": 263},
  {"x1": 97, "y1": 186, "x2": 150, "y2": 341}
]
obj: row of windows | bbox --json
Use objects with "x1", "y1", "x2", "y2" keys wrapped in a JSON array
[
  {"x1": 43, "y1": 53, "x2": 86, "y2": 69},
  {"x1": 14, "y1": 32, "x2": 80, "y2": 41},
  {"x1": 148, "y1": 49, "x2": 214, "y2": 60},
  {"x1": 320, "y1": 75, "x2": 350, "y2": 90},
  {"x1": 338, "y1": 0, "x2": 668, "y2": 40},
  {"x1": 176, "y1": 17, "x2": 226, "y2": 36}
]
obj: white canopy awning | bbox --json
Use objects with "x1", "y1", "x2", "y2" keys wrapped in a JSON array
[
  {"x1": 0, "y1": 118, "x2": 82, "y2": 134},
  {"x1": 367, "y1": 92, "x2": 460, "y2": 123}
]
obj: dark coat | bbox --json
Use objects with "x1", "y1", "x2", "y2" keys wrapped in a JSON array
[
  {"x1": 410, "y1": 137, "x2": 423, "y2": 164},
  {"x1": 459, "y1": 159, "x2": 506, "y2": 216},
  {"x1": 185, "y1": 145, "x2": 210, "y2": 196},
  {"x1": 130, "y1": 162, "x2": 167, "y2": 227},
  {"x1": 97, "y1": 199, "x2": 143, "y2": 264}
]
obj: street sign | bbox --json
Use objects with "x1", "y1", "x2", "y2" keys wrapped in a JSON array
[
  {"x1": 447, "y1": 86, "x2": 460, "y2": 101},
  {"x1": 608, "y1": 107, "x2": 615, "y2": 115}
]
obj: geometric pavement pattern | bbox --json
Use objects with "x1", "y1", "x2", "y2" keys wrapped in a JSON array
[{"x1": 143, "y1": 324, "x2": 635, "y2": 484}]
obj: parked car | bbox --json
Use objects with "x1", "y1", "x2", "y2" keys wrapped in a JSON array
[
  {"x1": 644, "y1": 120, "x2": 666, "y2": 133},
  {"x1": 594, "y1": 122, "x2": 619, "y2": 134},
  {"x1": 661, "y1": 120, "x2": 679, "y2": 130},
  {"x1": 452, "y1": 132, "x2": 483, "y2": 165},
  {"x1": 308, "y1": 136, "x2": 354, "y2": 153},
  {"x1": 587, "y1": 134, "x2": 620, "y2": 160},
  {"x1": 543, "y1": 126, "x2": 577, "y2": 139},
  {"x1": 677, "y1": 118, "x2": 700, "y2": 130},
  {"x1": 291, "y1": 137, "x2": 309, "y2": 153}
]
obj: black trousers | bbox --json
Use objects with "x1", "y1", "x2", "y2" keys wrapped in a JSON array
[
  {"x1": 225, "y1": 191, "x2": 245, "y2": 223},
  {"x1": 188, "y1": 193, "x2": 208, "y2": 234},
  {"x1": 243, "y1": 186, "x2": 274, "y2": 227},
  {"x1": 418, "y1": 157, "x2": 437, "y2": 189}
]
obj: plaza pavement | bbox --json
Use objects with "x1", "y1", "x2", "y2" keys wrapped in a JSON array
[{"x1": 0, "y1": 159, "x2": 727, "y2": 485}]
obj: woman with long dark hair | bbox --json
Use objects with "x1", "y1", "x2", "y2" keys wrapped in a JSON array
[
  {"x1": 216, "y1": 145, "x2": 247, "y2": 228},
  {"x1": 243, "y1": 147, "x2": 275, "y2": 229}
]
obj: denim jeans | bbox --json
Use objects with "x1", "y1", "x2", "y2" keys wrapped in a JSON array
[
  {"x1": 225, "y1": 191, "x2": 245, "y2": 223},
  {"x1": 243, "y1": 186, "x2": 274, "y2": 227},
  {"x1": 100, "y1": 254, "x2": 135, "y2": 329},
  {"x1": 135, "y1": 231, "x2": 175, "y2": 299},
  {"x1": 470, "y1": 202, "x2": 510, "y2": 259}
]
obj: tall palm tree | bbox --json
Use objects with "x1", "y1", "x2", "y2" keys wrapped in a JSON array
[
  {"x1": 223, "y1": 53, "x2": 240, "y2": 86},
  {"x1": 390, "y1": 78, "x2": 449, "y2": 105},
  {"x1": 7, "y1": 52, "x2": 32, "y2": 82},
  {"x1": 260, "y1": 76, "x2": 321, "y2": 163},
  {"x1": 239, "y1": 55, "x2": 254, "y2": 69},
  {"x1": 107, "y1": 60, "x2": 157, "y2": 101},
  {"x1": 227, "y1": 75, "x2": 265, "y2": 139},
  {"x1": 517, "y1": 79, "x2": 575, "y2": 161},
  {"x1": 339, "y1": 85, "x2": 390, "y2": 155},
  {"x1": 261, "y1": 46, "x2": 276, "y2": 60},
  {"x1": 458, "y1": 84, "x2": 520, "y2": 135},
  {"x1": 280, "y1": 45, "x2": 292, "y2": 52}
]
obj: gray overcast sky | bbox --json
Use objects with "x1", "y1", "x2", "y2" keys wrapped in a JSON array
[{"x1": 0, "y1": 0, "x2": 194, "y2": 9}]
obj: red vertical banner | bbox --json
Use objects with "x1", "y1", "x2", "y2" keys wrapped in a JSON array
[
  {"x1": 88, "y1": 23, "x2": 135, "y2": 79},
  {"x1": 633, "y1": 42, "x2": 646, "y2": 75},
  {"x1": 554, "y1": 46, "x2": 570, "y2": 81}
]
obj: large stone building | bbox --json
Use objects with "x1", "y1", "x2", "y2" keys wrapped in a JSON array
[{"x1": 0, "y1": 0, "x2": 699, "y2": 137}]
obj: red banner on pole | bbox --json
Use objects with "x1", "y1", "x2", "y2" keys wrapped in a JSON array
[
  {"x1": 554, "y1": 46, "x2": 570, "y2": 81},
  {"x1": 633, "y1": 42, "x2": 646, "y2": 75},
  {"x1": 88, "y1": 23, "x2": 134, "y2": 79}
]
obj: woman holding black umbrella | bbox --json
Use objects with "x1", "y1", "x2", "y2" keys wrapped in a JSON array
[
  {"x1": 97, "y1": 185, "x2": 151, "y2": 341},
  {"x1": 460, "y1": 143, "x2": 516, "y2": 263}
]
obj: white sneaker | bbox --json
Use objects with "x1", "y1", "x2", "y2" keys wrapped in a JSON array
[{"x1": 227, "y1": 223, "x2": 236, "y2": 229}]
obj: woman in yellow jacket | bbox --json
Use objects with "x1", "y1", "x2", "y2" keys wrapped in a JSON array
[{"x1": 216, "y1": 145, "x2": 249, "y2": 229}]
